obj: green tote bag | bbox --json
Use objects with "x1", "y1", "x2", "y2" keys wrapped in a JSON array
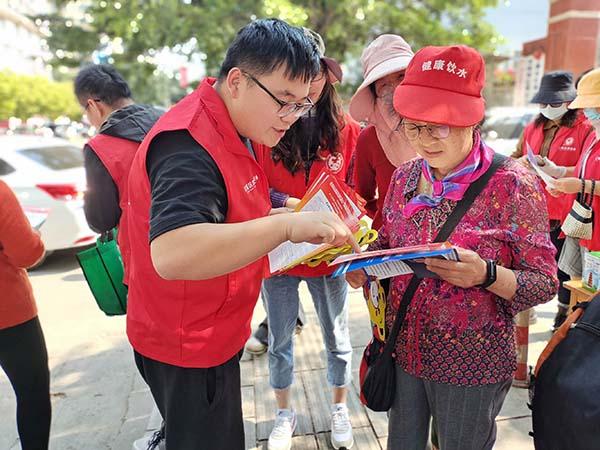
[{"x1": 76, "y1": 229, "x2": 127, "y2": 316}]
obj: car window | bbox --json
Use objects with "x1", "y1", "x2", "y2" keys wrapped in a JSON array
[
  {"x1": 0, "y1": 158, "x2": 15, "y2": 175},
  {"x1": 18, "y1": 146, "x2": 83, "y2": 170}
]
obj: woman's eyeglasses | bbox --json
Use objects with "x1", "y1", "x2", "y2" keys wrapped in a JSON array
[{"x1": 399, "y1": 120, "x2": 451, "y2": 140}]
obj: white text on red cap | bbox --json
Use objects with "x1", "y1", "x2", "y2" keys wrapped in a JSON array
[{"x1": 422, "y1": 60, "x2": 467, "y2": 78}]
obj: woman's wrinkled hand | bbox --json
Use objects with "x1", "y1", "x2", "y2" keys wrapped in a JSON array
[{"x1": 424, "y1": 247, "x2": 487, "y2": 289}]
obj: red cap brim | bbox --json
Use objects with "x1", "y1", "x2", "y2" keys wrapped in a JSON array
[{"x1": 393, "y1": 84, "x2": 485, "y2": 127}]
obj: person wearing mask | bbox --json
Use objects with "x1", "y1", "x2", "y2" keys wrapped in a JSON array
[
  {"x1": 124, "y1": 19, "x2": 358, "y2": 450},
  {"x1": 75, "y1": 64, "x2": 163, "y2": 282},
  {"x1": 349, "y1": 34, "x2": 416, "y2": 230},
  {"x1": 543, "y1": 69, "x2": 600, "y2": 285},
  {"x1": 512, "y1": 71, "x2": 594, "y2": 330},
  {"x1": 253, "y1": 29, "x2": 360, "y2": 450},
  {"x1": 347, "y1": 45, "x2": 558, "y2": 450},
  {"x1": 0, "y1": 180, "x2": 51, "y2": 450}
]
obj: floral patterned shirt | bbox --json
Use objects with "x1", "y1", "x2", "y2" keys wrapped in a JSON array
[{"x1": 374, "y1": 157, "x2": 558, "y2": 386}]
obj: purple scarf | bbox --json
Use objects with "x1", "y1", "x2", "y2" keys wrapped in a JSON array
[{"x1": 403, "y1": 132, "x2": 494, "y2": 218}]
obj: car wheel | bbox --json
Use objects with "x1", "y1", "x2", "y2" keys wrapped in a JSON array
[{"x1": 28, "y1": 251, "x2": 54, "y2": 271}]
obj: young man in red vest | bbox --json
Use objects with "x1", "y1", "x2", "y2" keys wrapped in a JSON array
[
  {"x1": 75, "y1": 64, "x2": 163, "y2": 280},
  {"x1": 125, "y1": 19, "x2": 358, "y2": 450}
]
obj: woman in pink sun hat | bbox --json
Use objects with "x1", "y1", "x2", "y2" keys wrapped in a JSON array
[
  {"x1": 347, "y1": 45, "x2": 558, "y2": 450},
  {"x1": 349, "y1": 34, "x2": 416, "y2": 231}
]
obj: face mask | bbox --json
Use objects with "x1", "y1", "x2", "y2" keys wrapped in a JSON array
[
  {"x1": 584, "y1": 108, "x2": 600, "y2": 121},
  {"x1": 540, "y1": 104, "x2": 568, "y2": 120},
  {"x1": 584, "y1": 108, "x2": 600, "y2": 136}
]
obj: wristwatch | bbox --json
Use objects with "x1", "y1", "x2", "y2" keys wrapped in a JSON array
[{"x1": 478, "y1": 259, "x2": 497, "y2": 289}]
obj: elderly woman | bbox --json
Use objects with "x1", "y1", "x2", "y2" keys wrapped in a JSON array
[
  {"x1": 347, "y1": 45, "x2": 558, "y2": 450},
  {"x1": 349, "y1": 34, "x2": 416, "y2": 230}
]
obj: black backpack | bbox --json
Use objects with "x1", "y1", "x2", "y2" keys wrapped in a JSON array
[{"x1": 530, "y1": 294, "x2": 600, "y2": 450}]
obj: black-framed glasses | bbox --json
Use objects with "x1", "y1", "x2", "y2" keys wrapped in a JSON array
[
  {"x1": 400, "y1": 120, "x2": 451, "y2": 141},
  {"x1": 242, "y1": 71, "x2": 314, "y2": 118}
]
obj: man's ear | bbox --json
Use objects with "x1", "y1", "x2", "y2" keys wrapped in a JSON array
[{"x1": 226, "y1": 68, "x2": 244, "y2": 99}]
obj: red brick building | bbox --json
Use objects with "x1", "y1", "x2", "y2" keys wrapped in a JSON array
[
  {"x1": 515, "y1": 0, "x2": 600, "y2": 105},
  {"x1": 545, "y1": 0, "x2": 600, "y2": 74}
]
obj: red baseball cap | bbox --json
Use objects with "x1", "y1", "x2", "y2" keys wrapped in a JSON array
[{"x1": 393, "y1": 45, "x2": 486, "y2": 127}]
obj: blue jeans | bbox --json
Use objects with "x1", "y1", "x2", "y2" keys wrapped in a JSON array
[{"x1": 262, "y1": 275, "x2": 352, "y2": 390}]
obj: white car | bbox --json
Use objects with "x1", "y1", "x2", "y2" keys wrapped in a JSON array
[
  {"x1": 482, "y1": 107, "x2": 539, "y2": 156},
  {"x1": 0, "y1": 135, "x2": 97, "y2": 264}
]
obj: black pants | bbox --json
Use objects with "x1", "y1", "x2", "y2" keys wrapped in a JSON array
[
  {"x1": 134, "y1": 350, "x2": 244, "y2": 450},
  {"x1": 550, "y1": 226, "x2": 570, "y2": 307},
  {"x1": 0, "y1": 317, "x2": 51, "y2": 450}
]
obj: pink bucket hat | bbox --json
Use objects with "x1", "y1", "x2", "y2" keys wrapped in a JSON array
[{"x1": 349, "y1": 34, "x2": 414, "y2": 122}]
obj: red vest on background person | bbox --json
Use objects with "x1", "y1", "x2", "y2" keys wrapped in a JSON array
[
  {"x1": 86, "y1": 134, "x2": 139, "y2": 282},
  {"x1": 256, "y1": 113, "x2": 360, "y2": 278},
  {"x1": 572, "y1": 139, "x2": 600, "y2": 251},
  {"x1": 126, "y1": 78, "x2": 271, "y2": 368},
  {"x1": 519, "y1": 112, "x2": 593, "y2": 221}
]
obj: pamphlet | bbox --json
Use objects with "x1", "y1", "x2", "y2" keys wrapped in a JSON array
[
  {"x1": 330, "y1": 242, "x2": 459, "y2": 279},
  {"x1": 267, "y1": 171, "x2": 365, "y2": 274},
  {"x1": 526, "y1": 143, "x2": 557, "y2": 189}
]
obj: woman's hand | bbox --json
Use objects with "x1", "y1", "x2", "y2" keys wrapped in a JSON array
[
  {"x1": 424, "y1": 247, "x2": 487, "y2": 289},
  {"x1": 346, "y1": 270, "x2": 368, "y2": 289},
  {"x1": 547, "y1": 177, "x2": 582, "y2": 195}
]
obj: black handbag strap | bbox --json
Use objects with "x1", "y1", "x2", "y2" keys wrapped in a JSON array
[{"x1": 381, "y1": 153, "x2": 507, "y2": 357}]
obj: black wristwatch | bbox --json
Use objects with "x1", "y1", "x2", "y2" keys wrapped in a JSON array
[{"x1": 478, "y1": 259, "x2": 497, "y2": 289}]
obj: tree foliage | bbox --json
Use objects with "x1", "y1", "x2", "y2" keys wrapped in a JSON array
[
  {"x1": 41, "y1": 0, "x2": 500, "y2": 102},
  {"x1": 0, "y1": 71, "x2": 80, "y2": 120}
]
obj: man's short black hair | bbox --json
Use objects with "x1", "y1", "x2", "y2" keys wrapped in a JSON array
[
  {"x1": 74, "y1": 64, "x2": 132, "y2": 106},
  {"x1": 219, "y1": 18, "x2": 320, "y2": 83}
]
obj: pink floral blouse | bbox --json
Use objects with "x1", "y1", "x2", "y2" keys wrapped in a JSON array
[{"x1": 375, "y1": 157, "x2": 558, "y2": 386}]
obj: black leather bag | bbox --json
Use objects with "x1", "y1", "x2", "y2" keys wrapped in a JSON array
[{"x1": 360, "y1": 153, "x2": 506, "y2": 411}]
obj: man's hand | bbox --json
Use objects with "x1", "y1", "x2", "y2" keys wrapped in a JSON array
[
  {"x1": 282, "y1": 211, "x2": 361, "y2": 253},
  {"x1": 424, "y1": 247, "x2": 487, "y2": 289},
  {"x1": 285, "y1": 197, "x2": 301, "y2": 209},
  {"x1": 346, "y1": 270, "x2": 368, "y2": 289},
  {"x1": 269, "y1": 207, "x2": 294, "y2": 215}
]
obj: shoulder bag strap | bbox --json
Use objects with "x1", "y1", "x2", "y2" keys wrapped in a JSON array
[{"x1": 382, "y1": 153, "x2": 507, "y2": 356}]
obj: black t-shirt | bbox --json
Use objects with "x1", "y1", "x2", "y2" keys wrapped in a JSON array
[{"x1": 146, "y1": 130, "x2": 228, "y2": 242}]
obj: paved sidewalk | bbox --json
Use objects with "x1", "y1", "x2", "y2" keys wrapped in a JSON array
[
  {"x1": 1, "y1": 250, "x2": 555, "y2": 449},
  {"x1": 141, "y1": 283, "x2": 556, "y2": 450}
]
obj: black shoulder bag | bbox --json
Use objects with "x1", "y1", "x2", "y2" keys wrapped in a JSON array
[{"x1": 360, "y1": 153, "x2": 506, "y2": 411}]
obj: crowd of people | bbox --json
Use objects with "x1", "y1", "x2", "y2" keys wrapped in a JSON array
[{"x1": 2, "y1": 16, "x2": 600, "y2": 450}]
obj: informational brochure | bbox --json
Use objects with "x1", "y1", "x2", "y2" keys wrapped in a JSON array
[
  {"x1": 330, "y1": 242, "x2": 460, "y2": 279},
  {"x1": 526, "y1": 142, "x2": 557, "y2": 189},
  {"x1": 268, "y1": 171, "x2": 365, "y2": 274}
]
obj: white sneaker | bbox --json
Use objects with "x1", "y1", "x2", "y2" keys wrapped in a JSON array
[
  {"x1": 331, "y1": 404, "x2": 353, "y2": 449},
  {"x1": 268, "y1": 409, "x2": 296, "y2": 450},
  {"x1": 245, "y1": 335, "x2": 268, "y2": 355},
  {"x1": 132, "y1": 425, "x2": 166, "y2": 450}
]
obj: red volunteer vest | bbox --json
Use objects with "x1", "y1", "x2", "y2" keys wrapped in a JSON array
[
  {"x1": 256, "y1": 113, "x2": 360, "y2": 278},
  {"x1": 520, "y1": 112, "x2": 592, "y2": 221},
  {"x1": 573, "y1": 138, "x2": 600, "y2": 251},
  {"x1": 126, "y1": 78, "x2": 271, "y2": 368},
  {"x1": 86, "y1": 134, "x2": 139, "y2": 282}
]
